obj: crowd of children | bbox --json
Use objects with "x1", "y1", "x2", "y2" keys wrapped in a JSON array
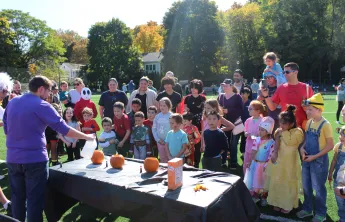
[{"x1": 37, "y1": 64, "x2": 345, "y2": 222}]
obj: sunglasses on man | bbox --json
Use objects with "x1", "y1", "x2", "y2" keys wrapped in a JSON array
[
  {"x1": 283, "y1": 70, "x2": 296, "y2": 75},
  {"x1": 74, "y1": 83, "x2": 80, "y2": 86}
]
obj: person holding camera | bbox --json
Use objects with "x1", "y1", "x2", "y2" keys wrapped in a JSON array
[
  {"x1": 257, "y1": 73, "x2": 280, "y2": 132},
  {"x1": 261, "y1": 62, "x2": 313, "y2": 129}
]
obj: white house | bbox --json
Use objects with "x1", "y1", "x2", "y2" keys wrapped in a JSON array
[
  {"x1": 59, "y1": 63, "x2": 84, "y2": 80},
  {"x1": 142, "y1": 52, "x2": 163, "y2": 73}
]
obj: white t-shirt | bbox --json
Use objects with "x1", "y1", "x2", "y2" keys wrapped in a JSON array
[
  {"x1": 69, "y1": 89, "x2": 81, "y2": 104},
  {"x1": 0, "y1": 106, "x2": 4, "y2": 120}
]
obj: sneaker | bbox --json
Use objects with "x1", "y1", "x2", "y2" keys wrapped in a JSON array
[
  {"x1": 6, "y1": 202, "x2": 12, "y2": 217},
  {"x1": 296, "y1": 210, "x2": 313, "y2": 219},
  {"x1": 260, "y1": 198, "x2": 268, "y2": 207},
  {"x1": 336, "y1": 121, "x2": 343, "y2": 125},
  {"x1": 312, "y1": 215, "x2": 326, "y2": 222},
  {"x1": 221, "y1": 164, "x2": 227, "y2": 169}
]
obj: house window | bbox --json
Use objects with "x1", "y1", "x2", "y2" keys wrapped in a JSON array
[
  {"x1": 146, "y1": 65, "x2": 149, "y2": 71},
  {"x1": 153, "y1": 64, "x2": 156, "y2": 71},
  {"x1": 149, "y1": 65, "x2": 152, "y2": 70}
]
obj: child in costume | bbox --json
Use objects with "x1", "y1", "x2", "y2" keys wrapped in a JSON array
[
  {"x1": 297, "y1": 93, "x2": 334, "y2": 222},
  {"x1": 130, "y1": 111, "x2": 151, "y2": 160},
  {"x1": 243, "y1": 100, "x2": 267, "y2": 174},
  {"x1": 244, "y1": 116, "x2": 275, "y2": 206},
  {"x1": 328, "y1": 126, "x2": 345, "y2": 222},
  {"x1": 182, "y1": 112, "x2": 201, "y2": 166},
  {"x1": 74, "y1": 87, "x2": 98, "y2": 123},
  {"x1": 268, "y1": 105, "x2": 304, "y2": 213}
]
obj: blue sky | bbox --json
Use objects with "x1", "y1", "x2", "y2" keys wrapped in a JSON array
[{"x1": 1, "y1": 0, "x2": 247, "y2": 37}]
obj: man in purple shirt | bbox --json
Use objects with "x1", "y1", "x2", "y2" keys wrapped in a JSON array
[{"x1": 3, "y1": 76, "x2": 95, "y2": 222}]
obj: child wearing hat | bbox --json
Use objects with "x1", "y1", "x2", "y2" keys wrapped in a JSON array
[
  {"x1": 244, "y1": 116, "x2": 275, "y2": 206},
  {"x1": 328, "y1": 126, "x2": 345, "y2": 222},
  {"x1": 297, "y1": 93, "x2": 334, "y2": 222}
]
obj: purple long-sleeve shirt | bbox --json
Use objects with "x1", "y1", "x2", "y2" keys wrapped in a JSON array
[
  {"x1": 3, "y1": 93, "x2": 70, "y2": 164},
  {"x1": 218, "y1": 93, "x2": 244, "y2": 123}
]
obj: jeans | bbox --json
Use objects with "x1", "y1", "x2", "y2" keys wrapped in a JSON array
[
  {"x1": 335, "y1": 194, "x2": 345, "y2": 221},
  {"x1": 7, "y1": 161, "x2": 49, "y2": 222},
  {"x1": 134, "y1": 145, "x2": 147, "y2": 160},
  {"x1": 301, "y1": 155, "x2": 328, "y2": 217}
]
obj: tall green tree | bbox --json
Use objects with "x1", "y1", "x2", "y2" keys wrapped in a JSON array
[
  {"x1": 220, "y1": 2, "x2": 266, "y2": 79},
  {"x1": 0, "y1": 17, "x2": 20, "y2": 67},
  {"x1": 87, "y1": 18, "x2": 142, "y2": 85},
  {"x1": 0, "y1": 10, "x2": 66, "y2": 80},
  {"x1": 162, "y1": 0, "x2": 224, "y2": 79}
]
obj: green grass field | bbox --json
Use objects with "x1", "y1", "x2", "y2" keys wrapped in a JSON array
[{"x1": 0, "y1": 94, "x2": 341, "y2": 221}]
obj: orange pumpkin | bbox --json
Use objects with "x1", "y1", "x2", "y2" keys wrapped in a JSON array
[
  {"x1": 91, "y1": 150, "x2": 104, "y2": 164},
  {"x1": 144, "y1": 157, "x2": 159, "y2": 173},
  {"x1": 110, "y1": 154, "x2": 125, "y2": 169}
]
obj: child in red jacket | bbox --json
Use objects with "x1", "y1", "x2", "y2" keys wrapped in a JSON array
[{"x1": 74, "y1": 87, "x2": 97, "y2": 123}]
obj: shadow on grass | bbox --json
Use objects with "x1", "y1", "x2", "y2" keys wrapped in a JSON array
[{"x1": 60, "y1": 202, "x2": 129, "y2": 222}]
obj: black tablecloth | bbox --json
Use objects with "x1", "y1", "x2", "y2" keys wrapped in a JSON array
[{"x1": 45, "y1": 158, "x2": 259, "y2": 222}]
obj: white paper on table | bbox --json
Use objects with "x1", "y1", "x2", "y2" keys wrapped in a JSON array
[{"x1": 81, "y1": 139, "x2": 97, "y2": 159}]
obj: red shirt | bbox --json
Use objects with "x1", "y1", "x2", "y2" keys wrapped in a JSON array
[
  {"x1": 74, "y1": 98, "x2": 98, "y2": 123},
  {"x1": 82, "y1": 119, "x2": 100, "y2": 134},
  {"x1": 271, "y1": 82, "x2": 313, "y2": 127},
  {"x1": 113, "y1": 114, "x2": 131, "y2": 138}
]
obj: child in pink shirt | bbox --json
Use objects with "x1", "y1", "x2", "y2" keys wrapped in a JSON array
[{"x1": 243, "y1": 100, "x2": 268, "y2": 174}]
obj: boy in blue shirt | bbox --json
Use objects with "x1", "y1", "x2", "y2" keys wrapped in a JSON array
[
  {"x1": 165, "y1": 113, "x2": 189, "y2": 161},
  {"x1": 201, "y1": 111, "x2": 229, "y2": 171}
]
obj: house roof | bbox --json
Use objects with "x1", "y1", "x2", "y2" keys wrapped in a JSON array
[
  {"x1": 142, "y1": 52, "x2": 163, "y2": 63},
  {"x1": 61, "y1": 63, "x2": 84, "y2": 70}
]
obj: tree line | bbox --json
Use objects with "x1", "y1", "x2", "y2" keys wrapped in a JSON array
[{"x1": 1, "y1": 0, "x2": 345, "y2": 86}]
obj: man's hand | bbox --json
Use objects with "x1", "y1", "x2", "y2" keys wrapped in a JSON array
[
  {"x1": 85, "y1": 134, "x2": 96, "y2": 141},
  {"x1": 72, "y1": 142, "x2": 77, "y2": 148}
]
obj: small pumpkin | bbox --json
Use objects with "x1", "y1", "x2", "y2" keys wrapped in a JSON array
[
  {"x1": 110, "y1": 154, "x2": 125, "y2": 169},
  {"x1": 91, "y1": 150, "x2": 104, "y2": 164},
  {"x1": 144, "y1": 157, "x2": 159, "y2": 173}
]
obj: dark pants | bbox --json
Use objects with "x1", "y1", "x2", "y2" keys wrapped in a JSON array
[
  {"x1": 66, "y1": 143, "x2": 81, "y2": 161},
  {"x1": 7, "y1": 161, "x2": 49, "y2": 222},
  {"x1": 202, "y1": 156, "x2": 222, "y2": 172},
  {"x1": 337, "y1": 101, "x2": 344, "y2": 121},
  {"x1": 222, "y1": 131, "x2": 239, "y2": 166},
  {"x1": 239, "y1": 132, "x2": 246, "y2": 154},
  {"x1": 57, "y1": 140, "x2": 65, "y2": 154},
  {"x1": 193, "y1": 142, "x2": 201, "y2": 168}
]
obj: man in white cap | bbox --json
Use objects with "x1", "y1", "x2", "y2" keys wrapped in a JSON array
[{"x1": 159, "y1": 71, "x2": 183, "y2": 96}]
